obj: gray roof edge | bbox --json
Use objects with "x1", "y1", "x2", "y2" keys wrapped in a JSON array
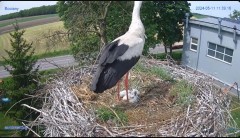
[{"x1": 188, "y1": 19, "x2": 240, "y2": 34}]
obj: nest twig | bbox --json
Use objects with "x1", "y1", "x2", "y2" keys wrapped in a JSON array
[
  {"x1": 21, "y1": 56, "x2": 238, "y2": 137},
  {"x1": 157, "y1": 79, "x2": 236, "y2": 137},
  {"x1": 22, "y1": 66, "x2": 96, "y2": 137},
  {"x1": 140, "y1": 56, "x2": 238, "y2": 137}
]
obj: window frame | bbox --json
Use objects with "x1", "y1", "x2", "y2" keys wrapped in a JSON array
[
  {"x1": 190, "y1": 37, "x2": 198, "y2": 52},
  {"x1": 207, "y1": 42, "x2": 233, "y2": 64}
]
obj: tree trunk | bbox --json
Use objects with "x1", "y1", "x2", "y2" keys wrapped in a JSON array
[
  {"x1": 99, "y1": 20, "x2": 107, "y2": 48},
  {"x1": 164, "y1": 45, "x2": 167, "y2": 54},
  {"x1": 169, "y1": 44, "x2": 173, "y2": 56},
  {"x1": 97, "y1": 19, "x2": 108, "y2": 53},
  {"x1": 99, "y1": 1, "x2": 111, "y2": 50}
]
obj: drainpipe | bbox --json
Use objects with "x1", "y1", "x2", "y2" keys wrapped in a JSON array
[
  {"x1": 218, "y1": 18, "x2": 222, "y2": 39},
  {"x1": 185, "y1": 13, "x2": 189, "y2": 29},
  {"x1": 185, "y1": 13, "x2": 190, "y2": 43},
  {"x1": 233, "y1": 25, "x2": 237, "y2": 44},
  {"x1": 196, "y1": 25, "x2": 202, "y2": 71}
]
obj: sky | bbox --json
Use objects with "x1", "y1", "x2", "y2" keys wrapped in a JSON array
[
  {"x1": 188, "y1": 1, "x2": 240, "y2": 18},
  {"x1": 0, "y1": 1, "x2": 57, "y2": 16},
  {"x1": 0, "y1": 1, "x2": 239, "y2": 18}
]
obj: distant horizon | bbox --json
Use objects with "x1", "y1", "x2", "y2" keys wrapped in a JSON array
[
  {"x1": 0, "y1": 1, "x2": 57, "y2": 16},
  {"x1": 0, "y1": 1, "x2": 239, "y2": 18}
]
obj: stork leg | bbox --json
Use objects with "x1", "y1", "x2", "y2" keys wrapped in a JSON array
[
  {"x1": 124, "y1": 72, "x2": 129, "y2": 101},
  {"x1": 117, "y1": 81, "x2": 121, "y2": 101}
]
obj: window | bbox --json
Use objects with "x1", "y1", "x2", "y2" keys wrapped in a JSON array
[
  {"x1": 190, "y1": 37, "x2": 198, "y2": 51},
  {"x1": 207, "y1": 42, "x2": 233, "y2": 63}
]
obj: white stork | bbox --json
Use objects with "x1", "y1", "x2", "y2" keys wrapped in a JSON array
[{"x1": 90, "y1": 1, "x2": 145, "y2": 101}]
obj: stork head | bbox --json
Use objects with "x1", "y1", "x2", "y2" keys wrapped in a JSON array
[
  {"x1": 134, "y1": 1, "x2": 142, "y2": 7},
  {"x1": 133, "y1": 1, "x2": 143, "y2": 13}
]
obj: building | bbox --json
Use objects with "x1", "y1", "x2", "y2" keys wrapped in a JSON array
[{"x1": 181, "y1": 13, "x2": 240, "y2": 94}]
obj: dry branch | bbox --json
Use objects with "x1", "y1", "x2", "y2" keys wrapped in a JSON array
[
  {"x1": 22, "y1": 56, "x2": 239, "y2": 137},
  {"x1": 139, "y1": 56, "x2": 238, "y2": 137}
]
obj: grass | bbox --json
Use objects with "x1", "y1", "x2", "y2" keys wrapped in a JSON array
[
  {"x1": 133, "y1": 62, "x2": 147, "y2": 72},
  {"x1": 227, "y1": 95, "x2": 240, "y2": 136},
  {"x1": 39, "y1": 68, "x2": 62, "y2": 83},
  {"x1": 0, "y1": 21, "x2": 70, "y2": 61},
  {"x1": 0, "y1": 49, "x2": 72, "y2": 66},
  {"x1": 0, "y1": 60, "x2": 5, "y2": 66},
  {"x1": 170, "y1": 80, "x2": 195, "y2": 106},
  {"x1": 149, "y1": 66, "x2": 173, "y2": 81},
  {"x1": 0, "y1": 66, "x2": 61, "y2": 83},
  {"x1": 0, "y1": 112, "x2": 20, "y2": 137},
  {"x1": 34, "y1": 49, "x2": 72, "y2": 59},
  {"x1": 39, "y1": 68, "x2": 61, "y2": 75},
  {"x1": 148, "y1": 51, "x2": 182, "y2": 61},
  {"x1": 133, "y1": 62, "x2": 173, "y2": 81},
  {"x1": 0, "y1": 14, "x2": 58, "y2": 28},
  {"x1": 230, "y1": 96, "x2": 240, "y2": 128},
  {"x1": 96, "y1": 107, "x2": 128, "y2": 126}
]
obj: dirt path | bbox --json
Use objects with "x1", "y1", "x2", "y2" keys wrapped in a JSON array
[{"x1": 0, "y1": 16, "x2": 60, "y2": 35}]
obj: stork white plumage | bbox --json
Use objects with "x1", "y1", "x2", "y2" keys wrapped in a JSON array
[{"x1": 90, "y1": 1, "x2": 145, "y2": 102}]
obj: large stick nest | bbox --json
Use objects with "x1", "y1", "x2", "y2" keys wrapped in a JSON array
[{"x1": 22, "y1": 56, "x2": 238, "y2": 137}]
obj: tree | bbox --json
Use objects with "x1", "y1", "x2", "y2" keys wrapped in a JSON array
[
  {"x1": 0, "y1": 5, "x2": 57, "y2": 21},
  {"x1": 57, "y1": 1, "x2": 110, "y2": 49},
  {"x1": 1, "y1": 21, "x2": 40, "y2": 136},
  {"x1": 2, "y1": 22, "x2": 39, "y2": 89},
  {"x1": 229, "y1": 10, "x2": 240, "y2": 20},
  {"x1": 141, "y1": 1, "x2": 191, "y2": 56},
  {"x1": 57, "y1": 1, "x2": 190, "y2": 58},
  {"x1": 57, "y1": 1, "x2": 133, "y2": 62}
]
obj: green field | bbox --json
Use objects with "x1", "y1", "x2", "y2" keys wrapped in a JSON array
[
  {"x1": 0, "y1": 14, "x2": 58, "y2": 28},
  {"x1": 0, "y1": 21, "x2": 70, "y2": 61}
]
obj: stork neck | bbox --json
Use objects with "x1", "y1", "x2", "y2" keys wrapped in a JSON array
[
  {"x1": 129, "y1": 1, "x2": 143, "y2": 31},
  {"x1": 131, "y1": 1, "x2": 142, "y2": 21}
]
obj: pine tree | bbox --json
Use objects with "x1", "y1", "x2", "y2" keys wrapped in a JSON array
[
  {"x1": 2, "y1": 21, "x2": 39, "y2": 89},
  {"x1": 1, "y1": 21, "x2": 41, "y2": 136}
]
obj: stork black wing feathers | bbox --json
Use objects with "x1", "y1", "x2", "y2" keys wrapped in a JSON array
[
  {"x1": 90, "y1": 40, "x2": 129, "y2": 92},
  {"x1": 99, "y1": 40, "x2": 129, "y2": 66}
]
